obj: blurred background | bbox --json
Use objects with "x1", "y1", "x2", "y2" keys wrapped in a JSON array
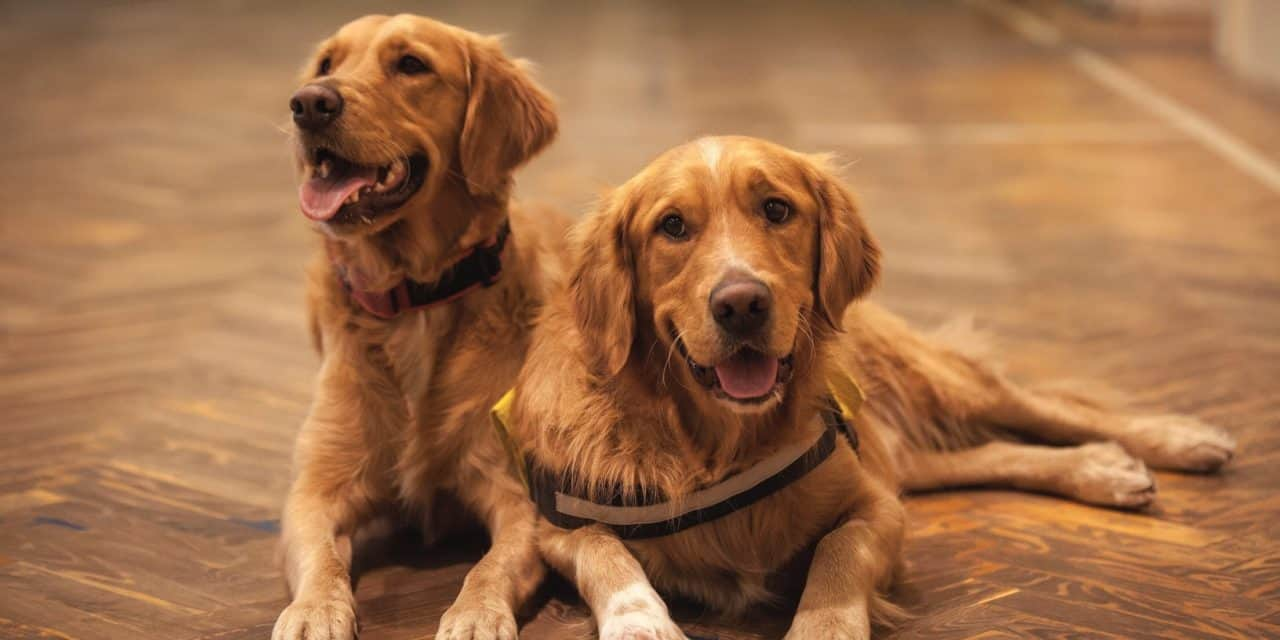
[{"x1": 2, "y1": 1, "x2": 1278, "y2": 638}]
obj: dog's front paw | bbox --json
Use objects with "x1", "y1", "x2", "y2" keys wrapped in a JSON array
[
  {"x1": 784, "y1": 607, "x2": 869, "y2": 640},
  {"x1": 599, "y1": 610, "x2": 686, "y2": 640},
  {"x1": 596, "y1": 582, "x2": 684, "y2": 640},
  {"x1": 271, "y1": 597, "x2": 357, "y2": 640},
  {"x1": 1123, "y1": 414, "x2": 1236, "y2": 472},
  {"x1": 436, "y1": 595, "x2": 517, "y2": 640},
  {"x1": 1064, "y1": 441, "x2": 1157, "y2": 508}
]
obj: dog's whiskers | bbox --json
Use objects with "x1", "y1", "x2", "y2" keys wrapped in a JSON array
[
  {"x1": 446, "y1": 166, "x2": 486, "y2": 194},
  {"x1": 274, "y1": 119, "x2": 298, "y2": 138},
  {"x1": 644, "y1": 338, "x2": 667, "y2": 380},
  {"x1": 658, "y1": 330, "x2": 686, "y2": 389},
  {"x1": 796, "y1": 318, "x2": 818, "y2": 378}
]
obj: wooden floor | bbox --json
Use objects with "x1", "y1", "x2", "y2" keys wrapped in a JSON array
[{"x1": 2, "y1": 1, "x2": 1278, "y2": 638}]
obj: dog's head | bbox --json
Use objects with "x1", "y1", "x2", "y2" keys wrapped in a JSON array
[
  {"x1": 571, "y1": 136, "x2": 879, "y2": 414},
  {"x1": 290, "y1": 14, "x2": 557, "y2": 236}
]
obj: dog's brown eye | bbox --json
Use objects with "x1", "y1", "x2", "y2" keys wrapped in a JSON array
[
  {"x1": 396, "y1": 55, "x2": 431, "y2": 75},
  {"x1": 317, "y1": 57, "x2": 332, "y2": 76},
  {"x1": 763, "y1": 198, "x2": 791, "y2": 224},
  {"x1": 660, "y1": 213, "x2": 687, "y2": 239}
]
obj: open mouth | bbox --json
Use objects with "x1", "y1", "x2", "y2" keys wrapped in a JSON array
[
  {"x1": 298, "y1": 148, "x2": 428, "y2": 225},
  {"x1": 676, "y1": 336, "x2": 794, "y2": 404}
]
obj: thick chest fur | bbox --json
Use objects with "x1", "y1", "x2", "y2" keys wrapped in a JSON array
[
  {"x1": 383, "y1": 307, "x2": 453, "y2": 427},
  {"x1": 625, "y1": 446, "x2": 862, "y2": 613},
  {"x1": 361, "y1": 303, "x2": 527, "y2": 509}
]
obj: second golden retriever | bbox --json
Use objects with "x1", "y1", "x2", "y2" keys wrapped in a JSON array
[
  {"x1": 506, "y1": 136, "x2": 1236, "y2": 639},
  {"x1": 274, "y1": 14, "x2": 565, "y2": 640}
]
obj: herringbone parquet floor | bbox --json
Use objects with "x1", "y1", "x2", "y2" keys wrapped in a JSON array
[{"x1": 2, "y1": 1, "x2": 1277, "y2": 638}]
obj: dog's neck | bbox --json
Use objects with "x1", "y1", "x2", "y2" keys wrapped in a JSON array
[{"x1": 323, "y1": 174, "x2": 511, "y2": 294}]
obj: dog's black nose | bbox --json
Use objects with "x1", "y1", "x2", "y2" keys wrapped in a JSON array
[
  {"x1": 710, "y1": 276, "x2": 772, "y2": 337},
  {"x1": 290, "y1": 84, "x2": 343, "y2": 131}
]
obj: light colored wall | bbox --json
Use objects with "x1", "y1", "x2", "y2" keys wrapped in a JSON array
[
  {"x1": 1108, "y1": 0, "x2": 1213, "y2": 18},
  {"x1": 1216, "y1": 0, "x2": 1280, "y2": 89}
]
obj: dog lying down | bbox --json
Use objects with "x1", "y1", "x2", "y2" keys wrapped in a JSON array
[
  {"x1": 497, "y1": 136, "x2": 1236, "y2": 639},
  {"x1": 274, "y1": 14, "x2": 566, "y2": 640}
]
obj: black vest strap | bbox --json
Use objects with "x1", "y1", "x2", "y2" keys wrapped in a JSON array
[{"x1": 528, "y1": 400, "x2": 859, "y2": 540}]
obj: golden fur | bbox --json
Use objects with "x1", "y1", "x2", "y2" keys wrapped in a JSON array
[
  {"x1": 510, "y1": 136, "x2": 1236, "y2": 639},
  {"x1": 273, "y1": 15, "x2": 567, "y2": 640}
]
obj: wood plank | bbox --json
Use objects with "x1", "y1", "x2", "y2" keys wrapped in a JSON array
[{"x1": 1, "y1": 1, "x2": 1277, "y2": 638}]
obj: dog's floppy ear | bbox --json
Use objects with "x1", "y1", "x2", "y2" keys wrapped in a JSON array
[
  {"x1": 569, "y1": 189, "x2": 636, "y2": 377},
  {"x1": 459, "y1": 36, "x2": 559, "y2": 196},
  {"x1": 805, "y1": 154, "x2": 881, "y2": 330}
]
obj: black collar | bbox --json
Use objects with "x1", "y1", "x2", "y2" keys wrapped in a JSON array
[{"x1": 339, "y1": 221, "x2": 510, "y2": 319}]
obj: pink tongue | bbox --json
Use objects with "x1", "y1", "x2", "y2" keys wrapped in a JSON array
[
  {"x1": 714, "y1": 351, "x2": 779, "y2": 399},
  {"x1": 299, "y1": 168, "x2": 377, "y2": 221}
]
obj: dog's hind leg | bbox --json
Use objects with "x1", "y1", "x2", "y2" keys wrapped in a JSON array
[
  {"x1": 851, "y1": 307, "x2": 1236, "y2": 473},
  {"x1": 971, "y1": 379, "x2": 1236, "y2": 473},
  {"x1": 898, "y1": 440, "x2": 1158, "y2": 508}
]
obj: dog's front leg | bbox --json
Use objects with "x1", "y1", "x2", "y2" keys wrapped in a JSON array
[
  {"x1": 785, "y1": 482, "x2": 905, "y2": 640},
  {"x1": 540, "y1": 524, "x2": 686, "y2": 640},
  {"x1": 437, "y1": 475, "x2": 545, "y2": 639},
  {"x1": 273, "y1": 482, "x2": 359, "y2": 640},
  {"x1": 273, "y1": 353, "x2": 400, "y2": 640}
]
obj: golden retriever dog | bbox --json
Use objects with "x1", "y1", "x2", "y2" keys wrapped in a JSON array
[
  {"x1": 273, "y1": 15, "x2": 565, "y2": 640},
  {"x1": 506, "y1": 136, "x2": 1236, "y2": 639}
]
